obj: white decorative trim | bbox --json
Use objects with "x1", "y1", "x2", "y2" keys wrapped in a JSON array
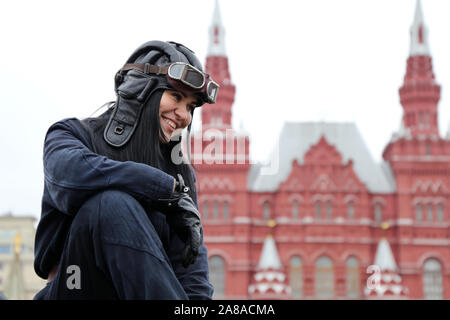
[
  {"x1": 371, "y1": 196, "x2": 386, "y2": 207},
  {"x1": 343, "y1": 194, "x2": 360, "y2": 204},
  {"x1": 311, "y1": 194, "x2": 336, "y2": 204},
  {"x1": 258, "y1": 196, "x2": 273, "y2": 206},
  {"x1": 412, "y1": 180, "x2": 448, "y2": 193},
  {"x1": 287, "y1": 194, "x2": 304, "y2": 203},
  {"x1": 200, "y1": 177, "x2": 235, "y2": 191},
  {"x1": 411, "y1": 239, "x2": 450, "y2": 246},
  {"x1": 311, "y1": 174, "x2": 337, "y2": 191},
  {"x1": 233, "y1": 217, "x2": 251, "y2": 224},
  {"x1": 205, "y1": 236, "x2": 236, "y2": 242},
  {"x1": 397, "y1": 218, "x2": 414, "y2": 225},
  {"x1": 391, "y1": 155, "x2": 450, "y2": 162}
]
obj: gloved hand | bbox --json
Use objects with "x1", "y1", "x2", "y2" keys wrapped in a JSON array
[{"x1": 153, "y1": 174, "x2": 203, "y2": 268}]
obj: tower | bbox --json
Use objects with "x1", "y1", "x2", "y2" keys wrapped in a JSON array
[
  {"x1": 193, "y1": 0, "x2": 252, "y2": 299},
  {"x1": 382, "y1": 0, "x2": 450, "y2": 298},
  {"x1": 202, "y1": 0, "x2": 235, "y2": 130},
  {"x1": 398, "y1": 0, "x2": 440, "y2": 137}
]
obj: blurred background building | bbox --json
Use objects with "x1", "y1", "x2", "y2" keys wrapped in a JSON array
[
  {"x1": 0, "y1": 214, "x2": 46, "y2": 299},
  {"x1": 195, "y1": 0, "x2": 449, "y2": 299}
]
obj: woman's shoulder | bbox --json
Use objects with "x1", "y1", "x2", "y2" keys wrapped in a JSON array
[
  {"x1": 45, "y1": 117, "x2": 93, "y2": 145},
  {"x1": 47, "y1": 117, "x2": 84, "y2": 131}
]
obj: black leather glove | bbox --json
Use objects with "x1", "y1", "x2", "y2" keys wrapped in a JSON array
[{"x1": 153, "y1": 174, "x2": 203, "y2": 268}]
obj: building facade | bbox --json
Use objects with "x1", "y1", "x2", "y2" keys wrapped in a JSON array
[
  {"x1": 194, "y1": 0, "x2": 449, "y2": 299},
  {"x1": 0, "y1": 214, "x2": 46, "y2": 299}
]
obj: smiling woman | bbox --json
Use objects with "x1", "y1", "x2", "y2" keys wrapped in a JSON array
[
  {"x1": 159, "y1": 90, "x2": 199, "y2": 143},
  {"x1": 33, "y1": 40, "x2": 218, "y2": 300}
]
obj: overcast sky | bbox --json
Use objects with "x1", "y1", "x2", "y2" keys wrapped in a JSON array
[{"x1": 0, "y1": 0, "x2": 449, "y2": 220}]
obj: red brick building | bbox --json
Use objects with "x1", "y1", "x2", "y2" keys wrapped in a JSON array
[{"x1": 192, "y1": 0, "x2": 449, "y2": 299}]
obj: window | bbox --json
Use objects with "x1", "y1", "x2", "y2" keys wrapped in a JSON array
[
  {"x1": 213, "y1": 201, "x2": 219, "y2": 219},
  {"x1": 437, "y1": 204, "x2": 443, "y2": 222},
  {"x1": 423, "y1": 259, "x2": 443, "y2": 299},
  {"x1": 348, "y1": 202, "x2": 354, "y2": 220},
  {"x1": 346, "y1": 257, "x2": 359, "y2": 298},
  {"x1": 209, "y1": 256, "x2": 225, "y2": 299},
  {"x1": 203, "y1": 201, "x2": 209, "y2": 220},
  {"x1": 427, "y1": 204, "x2": 433, "y2": 222},
  {"x1": 223, "y1": 202, "x2": 229, "y2": 220},
  {"x1": 426, "y1": 143, "x2": 431, "y2": 155},
  {"x1": 374, "y1": 204, "x2": 382, "y2": 223},
  {"x1": 263, "y1": 202, "x2": 270, "y2": 220},
  {"x1": 292, "y1": 201, "x2": 299, "y2": 219},
  {"x1": 315, "y1": 256, "x2": 334, "y2": 298},
  {"x1": 326, "y1": 202, "x2": 332, "y2": 220},
  {"x1": 416, "y1": 204, "x2": 423, "y2": 222},
  {"x1": 290, "y1": 256, "x2": 303, "y2": 298},
  {"x1": 315, "y1": 202, "x2": 322, "y2": 219}
]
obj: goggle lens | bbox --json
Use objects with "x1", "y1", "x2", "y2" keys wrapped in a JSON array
[{"x1": 184, "y1": 68, "x2": 204, "y2": 89}]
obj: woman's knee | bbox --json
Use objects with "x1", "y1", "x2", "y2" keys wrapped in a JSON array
[{"x1": 73, "y1": 190, "x2": 146, "y2": 231}]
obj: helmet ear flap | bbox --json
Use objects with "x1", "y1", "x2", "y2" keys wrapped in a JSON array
[{"x1": 114, "y1": 70, "x2": 125, "y2": 91}]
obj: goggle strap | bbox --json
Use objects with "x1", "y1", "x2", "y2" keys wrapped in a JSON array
[{"x1": 121, "y1": 63, "x2": 169, "y2": 76}]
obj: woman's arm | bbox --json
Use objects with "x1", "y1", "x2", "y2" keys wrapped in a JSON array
[{"x1": 43, "y1": 118, "x2": 175, "y2": 215}]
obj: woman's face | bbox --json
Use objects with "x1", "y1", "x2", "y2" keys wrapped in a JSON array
[{"x1": 159, "y1": 89, "x2": 199, "y2": 143}]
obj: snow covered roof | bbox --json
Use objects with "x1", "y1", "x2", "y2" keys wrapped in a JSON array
[
  {"x1": 248, "y1": 122, "x2": 396, "y2": 193},
  {"x1": 410, "y1": 0, "x2": 430, "y2": 56}
]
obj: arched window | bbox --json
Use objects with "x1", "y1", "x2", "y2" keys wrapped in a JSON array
[
  {"x1": 315, "y1": 256, "x2": 334, "y2": 298},
  {"x1": 290, "y1": 256, "x2": 303, "y2": 298},
  {"x1": 209, "y1": 256, "x2": 226, "y2": 299},
  {"x1": 263, "y1": 202, "x2": 270, "y2": 220},
  {"x1": 213, "y1": 201, "x2": 219, "y2": 219},
  {"x1": 292, "y1": 201, "x2": 299, "y2": 219},
  {"x1": 374, "y1": 204, "x2": 382, "y2": 223},
  {"x1": 416, "y1": 204, "x2": 423, "y2": 222},
  {"x1": 203, "y1": 201, "x2": 209, "y2": 220},
  {"x1": 437, "y1": 204, "x2": 443, "y2": 222},
  {"x1": 326, "y1": 202, "x2": 332, "y2": 220},
  {"x1": 347, "y1": 202, "x2": 354, "y2": 220},
  {"x1": 315, "y1": 202, "x2": 322, "y2": 219},
  {"x1": 426, "y1": 204, "x2": 433, "y2": 222},
  {"x1": 423, "y1": 259, "x2": 443, "y2": 299},
  {"x1": 223, "y1": 201, "x2": 229, "y2": 220},
  {"x1": 346, "y1": 257, "x2": 359, "y2": 298}
]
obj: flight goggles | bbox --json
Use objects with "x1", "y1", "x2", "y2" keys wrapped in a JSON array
[{"x1": 121, "y1": 62, "x2": 219, "y2": 104}]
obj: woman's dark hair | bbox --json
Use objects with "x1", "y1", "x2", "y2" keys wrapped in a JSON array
[{"x1": 82, "y1": 89, "x2": 198, "y2": 202}]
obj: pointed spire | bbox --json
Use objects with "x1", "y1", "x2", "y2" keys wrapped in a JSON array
[
  {"x1": 248, "y1": 231, "x2": 291, "y2": 299},
  {"x1": 257, "y1": 234, "x2": 282, "y2": 270},
  {"x1": 4, "y1": 232, "x2": 26, "y2": 299},
  {"x1": 208, "y1": 0, "x2": 226, "y2": 56},
  {"x1": 365, "y1": 235, "x2": 409, "y2": 299},
  {"x1": 374, "y1": 238, "x2": 398, "y2": 271},
  {"x1": 410, "y1": 0, "x2": 430, "y2": 56}
]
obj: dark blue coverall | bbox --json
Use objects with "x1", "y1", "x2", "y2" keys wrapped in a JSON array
[{"x1": 33, "y1": 118, "x2": 213, "y2": 300}]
